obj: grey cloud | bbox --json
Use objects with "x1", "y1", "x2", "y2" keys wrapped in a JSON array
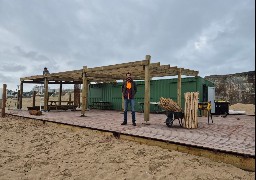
[
  {"x1": 0, "y1": 0, "x2": 254, "y2": 91},
  {"x1": 13, "y1": 46, "x2": 50, "y2": 62},
  {"x1": 0, "y1": 64, "x2": 26, "y2": 72},
  {"x1": 0, "y1": 73, "x2": 17, "y2": 83}
]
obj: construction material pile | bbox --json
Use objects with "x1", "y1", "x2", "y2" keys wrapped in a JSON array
[
  {"x1": 159, "y1": 97, "x2": 182, "y2": 112},
  {"x1": 184, "y1": 92, "x2": 199, "y2": 129}
]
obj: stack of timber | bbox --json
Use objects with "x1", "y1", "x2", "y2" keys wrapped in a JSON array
[
  {"x1": 184, "y1": 92, "x2": 199, "y2": 129},
  {"x1": 29, "y1": 110, "x2": 42, "y2": 116},
  {"x1": 159, "y1": 97, "x2": 182, "y2": 112}
]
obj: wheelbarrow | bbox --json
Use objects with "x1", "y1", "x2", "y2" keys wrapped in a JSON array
[{"x1": 165, "y1": 111, "x2": 184, "y2": 127}]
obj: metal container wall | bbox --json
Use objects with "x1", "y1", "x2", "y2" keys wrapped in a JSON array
[{"x1": 88, "y1": 77, "x2": 214, "y2": 112}]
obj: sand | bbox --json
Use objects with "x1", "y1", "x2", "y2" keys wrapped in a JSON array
[
  {"x1": 0, "y1": 116, "x2": 254, "y2": 180},
  {"x1": 230, "y1": 103, "x2": 255, "y2": 115},
  {"x1": 6, "y1": 95, "x2": 73, "y2": 109}
]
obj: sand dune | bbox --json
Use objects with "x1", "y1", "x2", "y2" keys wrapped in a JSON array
[{"x1": 0, "y1": 116, "x2": 254, "y2": 180}]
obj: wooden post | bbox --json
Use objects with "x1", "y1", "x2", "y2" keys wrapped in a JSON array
[
  {"x1": 58, "y1": 82, "x2": 62, "y2": 106},
  {"x1": 86, "y1": 82, "x2": 89, "y2": 109},
  {"x1": 191, "y1": 92, "x2": 195, "y2": 128},
  {"x1": 81, "y1": 66, "x2": 88, "y2": 116},
  {"x1": 184, "y1": 93, "x2": 188, "y2": 128},
  {"x1": 74, "y1": 83, "x2": 81, "y2": 108},
  {"x1": 17, "y1": 90, "x2": 20, "y2": 109},
  {"x1": 32, "y1": 91, "x2": 36, "y2": 107},
  {"x1": 69, "y1": 92, "x2": 71, "y2": 102},
  {"x1": 184, "y1": 92, "x2": 199, "y2": 129},
  {"x1": 19, "y1": 82, "x2": 23, "y2": 109},
  {"x1": 44, "y1": 77, "x2": 48, "y2": 111},
  {"x1": 177, "y1": 68, "x2": 181, "y2": 107},
  {"x1": 1, "y1": 84, "x2": 7, "y2": 117},
  {"x1": 144, "y1": 55, "x2": 151, "y2": 122}
]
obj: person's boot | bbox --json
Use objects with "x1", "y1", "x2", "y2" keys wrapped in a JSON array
[
  {"x1": 132, "y1": 111, "x2": 136, "y2": 126},
  {"x1": 122, "y1": 111, "x2": 127, "y2": 125}
]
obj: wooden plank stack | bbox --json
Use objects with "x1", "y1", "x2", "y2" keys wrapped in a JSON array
[
  {"x1": 159, "y1": 97, "x2": 182, "y2": 112},
  {"x1": 184, "y1": 92, "x2": 199, "y2": 129},
  {"x1": 29, "y1": 110, "x2": 42, "y2": 116}
]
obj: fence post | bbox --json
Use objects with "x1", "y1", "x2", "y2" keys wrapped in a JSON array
[{"x1": 1, "y1": 84, "x2": 7, "y2": 117}]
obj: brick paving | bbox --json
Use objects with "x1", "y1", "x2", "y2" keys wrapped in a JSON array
[{"x1": 6, "y1": 109, "x2": 255, "y2": 156}]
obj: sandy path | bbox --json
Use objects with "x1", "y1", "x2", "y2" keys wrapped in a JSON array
[{"x1": 0, "y1": 116, "x2": 254, "y2": 180}]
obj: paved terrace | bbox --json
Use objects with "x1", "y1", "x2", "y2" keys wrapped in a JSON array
[{"x1": 6, "y1": 109, "x2": 255, "y2": 157}]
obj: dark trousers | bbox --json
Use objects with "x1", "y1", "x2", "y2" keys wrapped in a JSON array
[{"x1": 124, "y1": 99, "x2": 136, "y2": 123}]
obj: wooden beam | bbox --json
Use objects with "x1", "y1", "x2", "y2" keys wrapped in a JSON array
[
  {"x1": 32, "y1": 91, "x2": 36, "y2": 107},
  {"x1": 47, "y1": 77, "x2": 80, "y2": 81},
  {"x1": 87, "y1": 66, "x2": 144, "y2": 78},
  {"x1": 49, "y1": 69, "x2": 82, "y2": 76},
  {"x1": 86, "y1": 81, "x2": 89, "y2": 110},
  {"x1": 20, "y1": 75, "x2": 45, "y2": 81},
  {"x1": 22, "y1": 81, "x2": 44, "y2": 84},
  {"x1": 177, "y1": 68, "x2": 182, "y2": 107},
  {"x1": 19, "y1": 82, "x2": 23, "y2": 109},
  {"x1": 88, "y1": 60, "x2": 150, "y2": 72},
  {"x1": 144, "y1": 55, "x2": 151, "y2": 122},
  {"x1": 19, "y1": 59, "x2": 199, "y2": 87},
  {"x1": 182, "y1": 70, "x2": 199, "y2": 76},
  {"x1": 22, "y1": 81, "x2": 82, "y2": 85},
  {"x1": 48, "y1": 81, "x2": 82, "y2": 84},
  {"x1": 81, "y1": 66, "x2": 88, "y2": 116},
  {"x1": 69, "y1": 92, "x2": 71, "y2": 102},
  {"x1": 44, "y1": 77, "x2": 48, "y2": 111},
  {"x1": 86, "y1": 72, "x2": 124, "y2": 79},
  {"x1": 150, "y1": 62, "x2": 160, "y2": 68},
  {"x1": 58, "y1": 83, "x2": 62, "y2": 106},
  {"x1": 17, "y1": 90, "x2": 20, "y2": 109},
  {"x1": 1, "y1": 84, "x2": 7, "y2": 117},
  {"x1": 88, "y1": 78, "x2": 118, "y2": 83}
]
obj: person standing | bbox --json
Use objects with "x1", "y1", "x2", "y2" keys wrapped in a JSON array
[
  {"x1": 43, "y1": 67, "x2": 50, "y2": 75},
  {"x1": 121, "y1": 72, "x2": 137, "y2": 126}
]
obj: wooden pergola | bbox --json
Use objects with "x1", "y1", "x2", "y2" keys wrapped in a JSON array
[{"x1": 20, "y1": 55, "x2": 199, "y2": 122}]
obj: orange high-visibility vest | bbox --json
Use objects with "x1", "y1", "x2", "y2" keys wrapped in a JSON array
[{"x1": 126, "y1": 82, "x2": 132, "y2": 99}]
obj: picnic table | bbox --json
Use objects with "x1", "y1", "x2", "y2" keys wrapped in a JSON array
[
  {"x1": 47, "y1": 100, "x2": 77, "y2": 111},
  {"x1": 89, "y1": 101, "x2": 113, "y2": 110},
  {"x1": 48, "y1": 100, "x2": 74, "y2": 106}
]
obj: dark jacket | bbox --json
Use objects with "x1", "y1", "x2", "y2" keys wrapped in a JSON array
[{"x1": 122, "y1": 80, "x2": 137, "y2": 99}]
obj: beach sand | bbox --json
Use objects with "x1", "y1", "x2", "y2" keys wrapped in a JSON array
[
  {"x1": 0, "y1": 116, "x2": 254, "y2": 180},
  {"x1": 230, "y1": 103, "x2": 255, "y2": 115}
]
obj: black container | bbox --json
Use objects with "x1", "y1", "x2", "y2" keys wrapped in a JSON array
[{"x1": 214, "y1": 101, "x2": 229, "y2": 115}]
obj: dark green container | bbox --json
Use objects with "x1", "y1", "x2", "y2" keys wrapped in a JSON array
[{"x1": 88, "y1": 77, "x2": 214, "y2": 112}]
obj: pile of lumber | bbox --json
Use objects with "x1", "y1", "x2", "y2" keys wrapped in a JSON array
[
  {"x1": 159, "y1": 97, "x2": 182, "y2": 112},
  {"x1": 184, "y1": 92, "x2": 199, "y2": 129},
  {"x1": 29, "y1": 110, "x2": 42, "y2": 116}
]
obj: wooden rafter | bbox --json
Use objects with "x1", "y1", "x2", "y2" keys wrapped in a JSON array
[{"x1": 20, "y1": 59, "x2": 199, "y2": 83}]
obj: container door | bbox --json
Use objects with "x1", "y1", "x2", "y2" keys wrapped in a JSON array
[{"x1": 208, "y1": 87, "x2": 215, "y2": 114}]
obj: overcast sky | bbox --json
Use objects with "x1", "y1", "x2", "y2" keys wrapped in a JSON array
[{"x1": 0, "y1": 0, "x2": 255, "y2": 91}]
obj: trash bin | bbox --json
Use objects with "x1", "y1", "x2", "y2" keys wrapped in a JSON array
[{"x1": 214, "y1": 101, "x2": 229, "y2": 115}]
